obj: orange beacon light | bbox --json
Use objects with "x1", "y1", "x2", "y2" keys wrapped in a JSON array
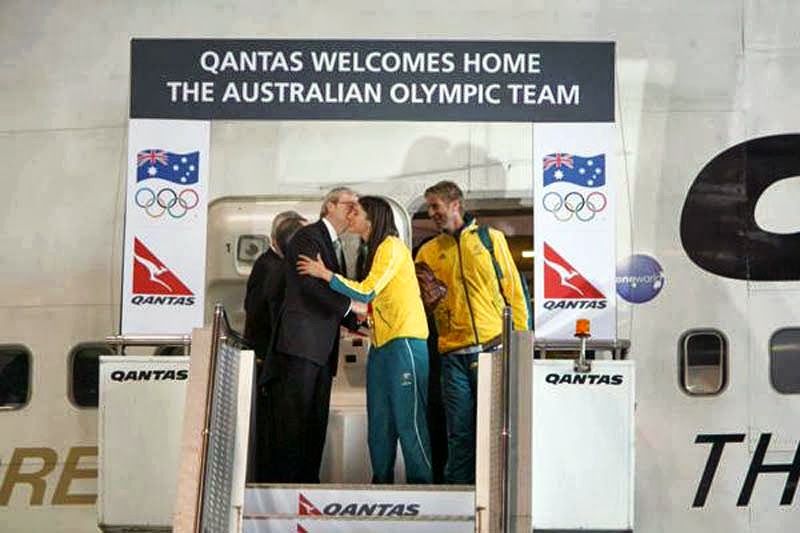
[
  {"x1": 574, "y1": 318, "x2": 591, "y2": 338},
  {"x1": 574, "y1": 318, "x2": 591, "y2": 372}
]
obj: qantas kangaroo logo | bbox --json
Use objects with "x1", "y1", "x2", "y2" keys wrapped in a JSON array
[
  {"x1": 544, "y1": 243, "x2": 604, "y2": 299},
  {"x1": 133, "y1": 238, "x2": 192, "y2": 295},
  {"x1": 298, "y1": 493, "x2": 322, "y2": 516}
]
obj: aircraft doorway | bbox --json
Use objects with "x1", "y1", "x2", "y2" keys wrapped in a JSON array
[{"x1": 206, "y1": 193, "x2": 533, "y2": 485}]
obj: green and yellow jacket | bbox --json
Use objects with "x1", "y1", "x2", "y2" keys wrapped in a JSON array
[
  {"x1": 329, "y1": 235, "x2": 428, "y2": 348},
  {"x1": 415, "y1": 217, "x2": 529, "y2": 354}
]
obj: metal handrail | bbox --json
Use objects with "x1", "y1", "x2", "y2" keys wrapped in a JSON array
[
  {"x1": 500, "y1": 307, "x2": 513, "y2": 533},
  {"x1": 195, "y1": 303, "x2": 247, "y2": 533},
  {"x1": 534, "y1": 338, "x2": 631, "y2": 359},
  {"x1": 195, "y1": 304, "x2": 225, "y2": 533},
  {"x1": 104, "y1": 334, "x2": 192, "y2": 355},
  {"x1": 215, "y1": 306, "x2": 249, "y2": 349}
]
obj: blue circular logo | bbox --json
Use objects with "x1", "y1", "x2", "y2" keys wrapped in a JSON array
[{"x1": 616, "y1": 254, "x2": 665, "y2": 304}]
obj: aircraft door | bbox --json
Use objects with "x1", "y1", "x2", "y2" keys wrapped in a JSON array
[
  {"x1": 206, "y1": 194, "x2": 411, "y2": 332},
  {"x1": 206, "y1": 196, "x2": 322, "y2": 331},
  {"x1": 206, "y1": 194, "x2": 411, "y2": 483}
]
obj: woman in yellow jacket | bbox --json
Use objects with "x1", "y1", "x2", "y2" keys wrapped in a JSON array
[{"x1": 297, "y1": 196, "x2": 432, "y2": 484}]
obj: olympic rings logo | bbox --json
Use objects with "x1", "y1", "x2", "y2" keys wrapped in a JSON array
[
  {"x1": 135, "y1": 187, "x2": 199, "y2": 219},
  {"x1": 542, "y1": 190, "x2": 607, "y2": 222}
]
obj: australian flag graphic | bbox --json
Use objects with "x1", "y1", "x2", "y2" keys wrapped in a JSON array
[
  {"x1": 543, "y1": 153, "x2": 605, "y2": 187},
  {"x1": 136, "y1": 149, "x2": 199, "y2": 185}
]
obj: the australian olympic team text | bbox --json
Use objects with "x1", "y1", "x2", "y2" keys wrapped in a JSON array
[{"x1": 165, "y1": 50, "x2": 580, "y2": 106}]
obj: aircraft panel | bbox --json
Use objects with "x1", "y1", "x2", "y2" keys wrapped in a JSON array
[
  {"x1": 743, "y1": 0, "x2": 800, "y2": 51},
  {"x1": 0, "y1": 305, "x2": 112, "y2": 421},
  {"x1": 273, "y1": 122, "x2": 474, "y2": 187},
  {"x1": 209, "y1": 121, "x2": 286, "y2": 199},
  {"x1": 746, "y1": 290, "x2": 800, "y2": 452},
  {"x1": 0, "y1": 506, "x2": 98, "y2": 533},
  {"x1": 741, "y1": 49, "x2": 800, "y2": 136},
  {"x1": 0, "y1": 129, "x2": 124, "y2": 307},
  {"x1": 0, "y1": 1, "x2": 129, "y2": 131}
]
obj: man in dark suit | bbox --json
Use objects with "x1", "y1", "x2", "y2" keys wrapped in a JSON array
[
  {"x1": 264, "y1": 187, "x2": 361, "y2": 483},
  {"x1": 244, "y1": 211, "x2": 306, "y2": 482}
]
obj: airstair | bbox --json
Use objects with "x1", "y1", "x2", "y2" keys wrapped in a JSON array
[{"x1": 97, "y1": 305, "x2": 634, "y2": 533}]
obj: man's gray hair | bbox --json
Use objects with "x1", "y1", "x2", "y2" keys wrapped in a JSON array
[
  {"x1": 270, "y1": 210, "x2": 305, "y2": 243},
  {"x1": 320, "y1": 186, "x2": 357, "y2": 218}
]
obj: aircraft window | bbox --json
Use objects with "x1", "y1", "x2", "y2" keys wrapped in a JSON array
[
  {"x1": 0, "y1": 345, "x2": 31, "y2": 409},
  {"x1": 69, "y1": 343, "x2": 114, "y2": 408},
  {"x1": 770, "y1": 328, "x2": 800, "y2": 394},
  {"x1": 237, "y1": 234, "x2": 269, "y2": 264},
  {"x1": 679, "y1": 330, "x2": 727, "y2": 396}
]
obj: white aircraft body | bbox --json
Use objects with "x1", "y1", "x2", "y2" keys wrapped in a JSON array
[{"x1": 2, "y1": 1, "x2": 800, "y2": 532}]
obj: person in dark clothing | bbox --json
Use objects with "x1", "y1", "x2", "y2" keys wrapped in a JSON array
[
  {"x1": 414, "y1": 236, "x2": 447, "y2": 484},
  {"x1": 243, "y1": 211, "x2": 306, "y2": 483},
  {"x1": 263, "y1": 187, "x2": 364, "y2": 483},
  {"x1": 244, "y1": 210, "x2": 307, "y2": 360}
]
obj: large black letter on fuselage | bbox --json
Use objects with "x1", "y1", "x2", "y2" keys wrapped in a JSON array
[
  {"x1": 693, "y1": 433, "x2": 746, "y2": 507},
  {"x1": 680, "y1": 135, "x2": 800, "y2": 281},
  {"x1": 737, "y1": 433, "x2": 800, "y2": 506}
]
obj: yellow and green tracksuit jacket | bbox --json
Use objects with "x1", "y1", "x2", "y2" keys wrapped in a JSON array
[
  {"x1": 415, "y1": 218, "x2": 529, "y2": 355},
  {"x1": 329, "y1": 235, "x2": 428, "y2": 348}
]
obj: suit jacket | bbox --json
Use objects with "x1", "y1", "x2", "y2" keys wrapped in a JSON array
[
  {"x1": 273, "y1": 219, "x2": 351, "y2": 371},
  {"x1": 244, "y1": 248, "x2": 285, "y2": 359}
]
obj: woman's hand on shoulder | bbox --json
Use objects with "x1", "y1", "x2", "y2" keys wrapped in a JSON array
[{"x1": 297, "y1": 253, "x2": 333, "y2": 282}]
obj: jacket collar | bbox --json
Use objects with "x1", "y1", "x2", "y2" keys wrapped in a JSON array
[{"x1": 452, "y1": 213, "x2": 478, "y2": 239}]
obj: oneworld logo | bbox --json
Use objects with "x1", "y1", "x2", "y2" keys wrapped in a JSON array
[{"x1": 616, "y1": 254, "x2": 665, "y2": 304}]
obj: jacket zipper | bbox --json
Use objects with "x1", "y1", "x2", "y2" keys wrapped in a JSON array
[{"x1": 455, "y1": 232, "x2": 481, "y2": 346}]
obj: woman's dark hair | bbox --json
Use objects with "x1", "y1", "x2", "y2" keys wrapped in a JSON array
[{"x1": 359, "y1": 196, "x2": 398, "y2": 276}]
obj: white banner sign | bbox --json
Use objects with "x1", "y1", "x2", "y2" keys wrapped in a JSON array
[
  {"x1": 122, "y1": 119, "x2": 210, "y2": 334},
  {"x1": 243, "y1": 520, "x2": 473, "y2": 533},
  {"x1": 531, "y1": 360, "x2": 635, "y2": 529},
  {"x1": 533, "y1": 123, "x2": 616, "y2": 340},
  {"x1": 244, "y1": 487, "x2": 474, "y2": 517}
]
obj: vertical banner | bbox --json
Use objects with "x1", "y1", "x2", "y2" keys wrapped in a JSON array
[
  {"x1": 533, "y1": 123, "x2": 616, "y2": 340},
  {"x1": 122, "y1": 119, "x2": 210, "y2": 334}
]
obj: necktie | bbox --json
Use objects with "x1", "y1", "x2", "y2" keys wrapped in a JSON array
[{"x1": 332, "y1": 238, "x2": 345, "y2": 274}]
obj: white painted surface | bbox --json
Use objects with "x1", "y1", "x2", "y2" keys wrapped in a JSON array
[
  {"x1": 531, "y1": 360, "x2": 635, "y2": 530},
  {"x1": 232, "y1": 350, "x2": 255, "y2": 533},
  {"x1": 98, "y1": 356, "x2": 188, "y2": 528}
]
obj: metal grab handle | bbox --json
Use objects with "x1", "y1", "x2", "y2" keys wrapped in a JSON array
[
  {"x1": 500, "y1": 306, "x2": 513, "y2": 533},
  {"x1": 574, "y1": 334, "x2": 591, "y2": 373},
  {"x1": 534, "y1": 338, "x2": 631, "y2": 360},
  {"x1": 105, "y1": 334, "x2": 192, "y2": 355}
]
